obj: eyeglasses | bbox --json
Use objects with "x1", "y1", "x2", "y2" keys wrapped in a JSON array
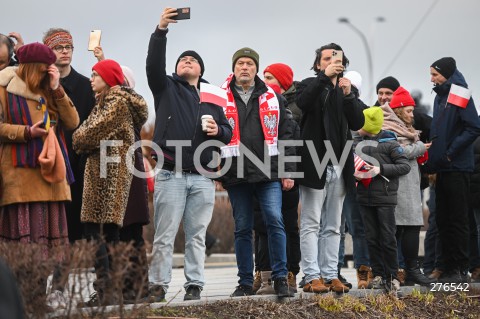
[
  {"x1": 53, "y1": 45, "x2": 74, "y2": 53},
  {"x1": 179, "y1": 56, "x2": 199, "y2": 64}
]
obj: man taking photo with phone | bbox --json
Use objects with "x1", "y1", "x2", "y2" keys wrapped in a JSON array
[
  {"x1": 296, "y1": 43, "x2": 365, "y2": 294},
  {"x1": 146, "y1": 7, "x2": 232, "y2": 302}
]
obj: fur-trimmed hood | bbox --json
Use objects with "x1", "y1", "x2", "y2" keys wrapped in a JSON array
[{"x1": 0, "y1": 66, "x2": 42, "y2": 102}]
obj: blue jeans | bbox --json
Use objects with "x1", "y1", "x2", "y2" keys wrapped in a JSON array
[
  {"x1": 300, "y1": 165, "x2": 346, "y2": 282},
  {"x1": 149, "y1": 170, "x2": 215, "y2": 292},
  {"x1": 342, "y1": 188, "x2": 370, "y2": 269},
  {"x1": 227, "y1": 181, "x2": 287, "y2": 286}
]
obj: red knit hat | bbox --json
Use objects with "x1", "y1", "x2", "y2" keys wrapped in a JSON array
[
  {"x1": 92, "y1": 59, "x2": 124, "y2": 87},
  {"x1": 16, "y1": 43, "x2": 56, "y2": 65},
  {"x1": 389, "y1": 86, "x2": 416, "y2": 108},
  {"x1": 263, "y1": 63, "x2": 294, "y2": 90}
]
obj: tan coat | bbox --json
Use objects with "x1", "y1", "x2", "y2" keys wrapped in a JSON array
[
  {"x1": 0, "y1": 67, "x2": 80, "y2": 206},
  {"x1": 73, "y1": 86, "x2": 148, "y2": 226}
]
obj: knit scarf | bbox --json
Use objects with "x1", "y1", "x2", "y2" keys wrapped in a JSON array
[
  {"x1": 6, "y1": 93, "x2": 75, "y2": 185},
  {"x1": 380, "y1": 103, "x2": 420, "y2": 144},
  {"x1": 220, "y1": 74, "x2": 279, "y2": 158}
]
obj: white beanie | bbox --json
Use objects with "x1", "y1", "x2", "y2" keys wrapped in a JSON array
[
  {"x1": 121, "y1": 65, "x2": 135, "y2": 89},
  {"x1": 344, "y1": 71, "x2": 362, "y2": 97}
]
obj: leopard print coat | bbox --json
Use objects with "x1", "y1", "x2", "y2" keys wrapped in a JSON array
[{"x1": 72, "y1": 86, "x2": 148, "y2": 226}]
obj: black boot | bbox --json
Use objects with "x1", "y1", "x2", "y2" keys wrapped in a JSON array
[{"x1": 405, "y1": 260, "x2": 436, "y2": 286}]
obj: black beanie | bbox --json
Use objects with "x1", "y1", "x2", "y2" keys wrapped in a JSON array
[
  {"x1": 175, "y1": 50, "x2": 205, "y2": 76},
  {"x1": 376, "y1": 76, "x2": 400, "y2": 93},
  {"x1": 431, "y1": 57, "x2": 456, "y2": 80}
]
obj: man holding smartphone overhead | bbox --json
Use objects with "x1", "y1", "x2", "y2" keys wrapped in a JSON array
[
  {"x1": 146, "y1": 7, "x2": 232, "y2": 302},
  {"x1": 296, "y1": 43, "x2": 365, "y2": 294}
]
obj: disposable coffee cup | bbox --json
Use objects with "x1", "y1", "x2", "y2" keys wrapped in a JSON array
[{"x1": 201, "y1": 115, "x2": 213, "y2": 132}]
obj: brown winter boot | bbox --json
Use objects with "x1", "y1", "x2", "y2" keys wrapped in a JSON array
[
  {"x1": 397, "y1": 268, "x2": 406, "y2": 286},
  {"x1": 253, "y1": 271, "x2": 262, "y2": 293},
  {"x1": 471, "y1": 267, "x2": 480, "y2": 283},
  {"x1": 256, "y1": 271, "x2": 276, "y2": 295},
  {"x1": 357, "y1": 265, "x2": 371, "y2": 289},
  {"x1": 428, "y1": 268, "x2": 443, "y2": 280},
  {"x1": 324, "y1": 278, "x2": 350, "y2": 293},
  {"x1": 287, "y1": 272, "x2": 298, "y2": 293},
  {"x1": 303, "y1": 278, "x2": 329, "y2": 293}
]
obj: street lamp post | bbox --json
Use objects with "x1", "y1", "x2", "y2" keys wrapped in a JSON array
[{"x1": 339, "y1": 17, "x2": 383, "y2": 103}]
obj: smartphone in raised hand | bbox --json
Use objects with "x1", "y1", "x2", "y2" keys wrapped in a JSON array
[
  {"x1": 172, "y1": 7, "x2": 191, "y2": 20},
  {"x1": 88, "y1": 30, "x2": 102, "y2": 51},
  {"x1": 332, "y1": 50, "x2": 343, "y2": 65}
]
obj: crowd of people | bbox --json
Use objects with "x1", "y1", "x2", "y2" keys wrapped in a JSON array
[{"x1": 1, "y1": 6, "x2": 480, "y2": 313}]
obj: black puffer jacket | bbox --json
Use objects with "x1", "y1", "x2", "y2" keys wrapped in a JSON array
[
  {"x1": 296, "y1": 72, "x2": 365, "y2": 190},
  {"x1": 219, "y1": 76, "x2": 295, "y2": 188},
  {"x1": 146, "y1": 28, "x2": 232, "y2": 171},
  {"x1": 355, "y1": 130, "x2": 411, "y2": 206},
  {"x1": 470, "y1": 137, "x2": 480, "y2": 209}
]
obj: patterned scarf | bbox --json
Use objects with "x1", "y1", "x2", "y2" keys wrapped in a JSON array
[
  {"x1": 6, "y1": 93, "x2": 75, "y2": 185},
  {"x1": 380, "y1": 103, "x2": 420, "y2": 144},
  {"x1": 7, "y1": 93, "x2": 43, "y2": 168},
  {"x1": 220, "y1": 74, "x2": 279, "y2": 158}
]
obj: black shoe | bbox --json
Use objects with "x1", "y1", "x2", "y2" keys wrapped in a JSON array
[
  {"x1": 273, "y1": 277, "x2": 295, "y2": 297},
  {"x1": 206, "y1": 238, "x2": 220, "y2": 257},
  {"x1": 338, "y1": 273, "x2": 353, "y2": 289},
  {"x1": 184, "y1": 285, "x2": 202, "y2": 301},
  {"x1": 230, "y1": 285, "x2": 254, "y2": 297},
  {"x1": 298, "y1": 276, "x2": 306, "y2": 288},
  {"x1": 140, "y1": 285, "x2": 166, "y2": 303},
  {"x1": 439, "y1": 270, "x2": 463, "y2": 284}
]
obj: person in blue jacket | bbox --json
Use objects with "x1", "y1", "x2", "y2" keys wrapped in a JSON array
[{"x1": 426, "y1": 57, "x2": 480, "y2": 283}]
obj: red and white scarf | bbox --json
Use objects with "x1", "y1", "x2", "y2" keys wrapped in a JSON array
[{"x1": 220, "y1": 74, "x2": 280, "y2": 158}]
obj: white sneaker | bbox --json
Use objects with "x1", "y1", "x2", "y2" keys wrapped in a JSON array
[
  {"x1": 367, "y1": 276, "x2": 384, "y2": 289},
  {"x1": 46, "y1": 290, "x2": 67, "y2": 310}
]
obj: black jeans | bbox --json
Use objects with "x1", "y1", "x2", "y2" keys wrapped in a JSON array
[
  {"x1": 254, "y1": 185, "x2": 301, "y2": 275},
  {"x1": 396, "y1": 225, "x2": 422, "y2": 265},
  {"x1": 119, "y1": 223, "x2": 148, "y2": 298},
  {"x1": 360, "y1": 205, "x2": 399, "y2": 280},
  {"x1": 83, "y1": 222, "x2": 120, "y2": 290},
  {"x1": 435, "y1": 172, "x2": 470, "y2": 272},
  {"x1": 423, "y1": 185, "x2": 445, "y2": 273}
]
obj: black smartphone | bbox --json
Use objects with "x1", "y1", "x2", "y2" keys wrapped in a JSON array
[
  {"x1": 428, "y1": 135, "x2": 438, "y2": 142},
  {"x1": 173, "y1": 7, "x2": 190, "y2": 20}
]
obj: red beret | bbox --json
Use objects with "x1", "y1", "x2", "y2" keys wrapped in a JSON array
[
  {"x1": 16, "y1": 43, "x2": 56, "y2": 65},
  {"x1": 390, "y1": 86, "x2": 416, "y2": 109},
  {"x1": 92, "y1": 59, "x2": 124, "y2": 87},
  {"x1": 263, "y1": 63, "x2": 294, "y2": 91}
]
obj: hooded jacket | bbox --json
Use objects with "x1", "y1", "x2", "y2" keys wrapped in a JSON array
[
  {"x1": 146, "y1": 28, "x2": 232, "y2": 171},
  {"x1": 0, "y1": 66, "x2": 79, "y2": 206},
  {"x1": 355, "y1": 130, "x2": 411, "y2": 206},
  {"x1": 426, "y1": 69, "x2": 480, "y2": 173},
  {"x1": 72, "y1": 86, "x2": 148, "y2": 226},
  {"x1": 296, "y1": 72, "x2": 365, "y2": 190}
]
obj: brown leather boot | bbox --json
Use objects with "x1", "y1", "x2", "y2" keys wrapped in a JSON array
[
  {"x1": 428, "y1": 268, "x2": 443, "y2": 280},
  {"x1": 471, "y1": 267, "x2": 480, "y2": 283},
  {"x1": 303, "y1": 278, "x2": 329, "y2": 293},
  {"x1": 397, "y1": 268, "x2": 406, "y2": 286},
  {"x1": 357, "y1": 265, "x2": 370, "y2": 289},
  {"x1": 287, "y1": 272, "x2": 298, "y2": 293},
  {"x1": 324, "y1": 278, "x2": 350, "y2": 293},
  {"x1": 253, "y1": 271, "x2": 262, "y2": 293}
]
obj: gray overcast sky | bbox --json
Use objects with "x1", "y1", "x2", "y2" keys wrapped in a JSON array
[{"x1": 3, "y1": 0, "x2": 479, "y2": 124}]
